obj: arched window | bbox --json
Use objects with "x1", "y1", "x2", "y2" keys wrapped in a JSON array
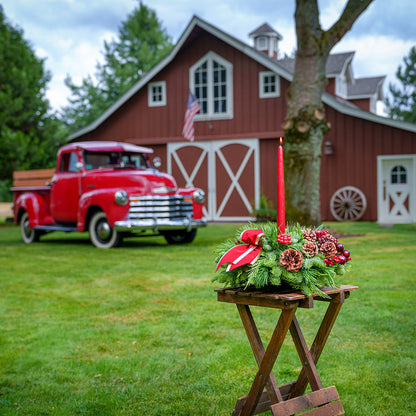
[
  {"x1": 190, "y1": 51, "x2": 233, "y2": 120},
  {"x1": 391, "y1": 165, "x2": 407, "y2": 184}
]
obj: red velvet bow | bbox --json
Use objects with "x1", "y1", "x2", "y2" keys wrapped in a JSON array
[{"x1": 216, "y1": 229, "x2": 264, "y2": 272}]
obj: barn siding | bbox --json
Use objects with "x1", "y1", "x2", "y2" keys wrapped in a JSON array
[
  {"x1": 321, "y1": 106, "x2": 416, "y2": 221},
  {"x1": 349, "y1": 98, "x2": 370, "y2": 112}
]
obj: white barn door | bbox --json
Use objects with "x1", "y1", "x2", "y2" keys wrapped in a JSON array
[
  {"x1": 168, "y1": 139, "x2": 260, "y2": 221},
  {"x1": 377, "y1": 155, "x2": 416, "y2": 223}
]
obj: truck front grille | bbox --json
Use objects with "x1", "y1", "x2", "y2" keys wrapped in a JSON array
[{"x1": 128, "y1": 195, "x2": 193, "y2": 220}]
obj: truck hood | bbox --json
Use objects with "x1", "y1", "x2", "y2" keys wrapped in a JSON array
[{"x1": 83, "y1": 168, "x2": 178, "y2": 194}]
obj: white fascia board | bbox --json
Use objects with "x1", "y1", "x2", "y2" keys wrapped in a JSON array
[{"x1": 346, "y1": 93, "x2": 376, "y2": 100}]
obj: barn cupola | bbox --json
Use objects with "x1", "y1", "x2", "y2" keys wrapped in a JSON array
[{"x1": 249, "y1": 23, "x2": 282, "y2": 59}]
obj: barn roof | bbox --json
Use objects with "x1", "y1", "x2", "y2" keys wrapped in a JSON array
[
  {"x1": 248, "y1": 23, "x2": 283, "y2": 39},
  {"x1": 348, "y1": 76, "x2": 386, "y2": 98},
  {"x1": 277, "y1": 52, "x2": 356, "y2": 76},
  {"x1": 277, "y1": 52, "x2": 384, "y2": 98},
  {"x1": 69, "y1": 15, "x2": 416, "y2": 140}
]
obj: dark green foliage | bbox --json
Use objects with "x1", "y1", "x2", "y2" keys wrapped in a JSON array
[
  {"x1": 214, "y1": 222, "x2": 347, "y2": 297},
  {"x1": 386, "y1": 46, "x2": 416, "y2": 123},
  {"x1": 61, "y1": 1, "x2": 173, "y2": 133},
  {"x1": 0, "y1": 6, "x2": 68, "y2": 200}
]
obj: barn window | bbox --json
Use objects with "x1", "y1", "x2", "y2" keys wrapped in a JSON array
[
  {"x1": 148, "y1": 81, "x2": 166, "y2": 107},
  {"x1": 391, "y1": 165, "x2": 407, "y2": 184},
  {"x1": 259, "y1": 71, "x2": 280, "y2": 98},
  {"x1": 190, "y1": 51, "x2": 233, "y2": 120}
]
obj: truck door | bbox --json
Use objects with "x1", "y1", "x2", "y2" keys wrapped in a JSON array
[{"x1": 50, "y1": 151, "x2": 81, "y2": 223}]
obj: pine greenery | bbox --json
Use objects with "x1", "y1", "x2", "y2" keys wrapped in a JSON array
[{"x1": 214, "y1": 222, "x2": 350, "y2": 297}]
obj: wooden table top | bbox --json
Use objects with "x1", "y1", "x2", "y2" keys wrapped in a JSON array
[{"x1": 215, "y1": 285, "x2": 358, "y2": 309}]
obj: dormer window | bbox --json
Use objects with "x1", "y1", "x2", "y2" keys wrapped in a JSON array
[
  {"x1": 190, "y1": 51, "x2": 233, "y2": 120},
  {"x1": 259, "y1": 71, "x2": 280, "y2": 98},
  {"x1": 148, "y1": 81, "x2": 166, "y2": 107}
]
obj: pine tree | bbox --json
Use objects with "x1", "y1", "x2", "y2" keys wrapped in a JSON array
[
  {"x1": 62, "y1": 1, "x2": 173, "y2": 132},
  {"x1": 385, "y1": 46, "x2": 416, "y2": 124}
]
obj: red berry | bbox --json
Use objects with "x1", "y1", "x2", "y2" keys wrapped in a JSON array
[
  {"x1": 343, "y1": 250, "x2": 350, "y2": 258},
  {"x1": 336, "y1": 243, "x2": 344, "y2": 252},
  {"x1": 338, "y1": 255, "x2": 346, "y2": 264},
  {"x1": 277, "y1": 234, "x2": 292, "y2": 244}
]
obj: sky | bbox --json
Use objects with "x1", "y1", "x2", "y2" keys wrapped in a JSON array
[{"x1": 2, "y1": 0, "x2": 416, "y2": 113}]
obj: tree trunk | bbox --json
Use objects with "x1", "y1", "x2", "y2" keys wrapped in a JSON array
[{"x1": 283, "y1": 0, "x2": 373, "y2": 225}]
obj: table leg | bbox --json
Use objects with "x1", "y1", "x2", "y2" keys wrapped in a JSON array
[
  {"x1": 290, "y1": 316, "x2": 323, "y2": 392},
  {"x1": 237, "y1": 304, "x2": 283, "y2": 404},
  {"x1": 239, "y1": 304, "x2": 297, "y2": 416},
  {"x1": 290, "y1": 295, "x2": 344, "y2": 398}
]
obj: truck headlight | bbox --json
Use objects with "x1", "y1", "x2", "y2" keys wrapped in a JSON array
[
  {"x1": 193, "y1": 189, "x2": 205, "y2": 203},
  {"x1": 115, "y1": 190, "x2": 128, "y2": 206}
]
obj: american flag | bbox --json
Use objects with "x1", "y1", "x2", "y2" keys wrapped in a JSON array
[{"x1": 182, "y1": 92, "x2": 201, "y2": 142}]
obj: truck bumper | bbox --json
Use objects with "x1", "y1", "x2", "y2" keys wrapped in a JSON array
[{"x1": 113, "y1": 217, "x2": 207, "y2": 233}]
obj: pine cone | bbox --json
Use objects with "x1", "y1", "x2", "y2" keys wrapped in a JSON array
[
  {"x1": 280, "y1": 248, "x2": 304, "y2": 272},
  {"x1": 303, "y1": 241, "x2": 318, "y2": 257},
  {"x1": 324, "y1": 233, "x2": 338, "y2": 244},
  {"x1": 320, "y1": 241, "x2": 337, "y2": 258},
  {"x1": 302, "y1": 229, "x2": 316, "y2": 242}
]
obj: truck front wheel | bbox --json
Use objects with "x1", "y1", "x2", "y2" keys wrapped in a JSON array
[
  {"x1": 89, "y1": 211, "x2": 122, "y2": 248},
  {"x1": 20, "y1": 211, "x2": 40, "y2": 244},
  {"x1": 162, "y1": 229, "x2": 197, "y2": 244}
]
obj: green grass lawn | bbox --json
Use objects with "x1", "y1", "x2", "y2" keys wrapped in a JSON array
[{"x1": 0, "y1": 221, "x2": 415, "y2": 415}]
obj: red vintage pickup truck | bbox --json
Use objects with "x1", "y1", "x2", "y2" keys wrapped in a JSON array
[{"x1": 11, "y1": 141, "x2": 206, "y2": 248}]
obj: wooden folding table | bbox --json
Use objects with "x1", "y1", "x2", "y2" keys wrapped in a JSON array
[{"x1": 215, "y1": 285, "x2": 358, "y2": 416}]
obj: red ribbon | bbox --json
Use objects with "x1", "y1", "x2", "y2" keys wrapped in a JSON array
[{"x1": 216, "y1": 229, "x2": 264, "y2": 272}]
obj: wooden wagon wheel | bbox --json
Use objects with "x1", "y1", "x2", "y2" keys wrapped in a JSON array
[{"x1": 330, "y1": 186, "x2": 367, "y2": 221}]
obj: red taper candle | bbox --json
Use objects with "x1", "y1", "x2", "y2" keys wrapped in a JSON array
[{"x1": 277, "y1": 137, "x2": 285, "y2": 234}]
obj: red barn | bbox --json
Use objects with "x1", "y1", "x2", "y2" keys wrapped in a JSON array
[{"x1": 70, "y1": 16, "x2": 416, "y2": 224}]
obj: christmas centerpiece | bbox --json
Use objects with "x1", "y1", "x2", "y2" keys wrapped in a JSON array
[{"x1": 214, "y1": 138, "x2": 351, "y2": 297}]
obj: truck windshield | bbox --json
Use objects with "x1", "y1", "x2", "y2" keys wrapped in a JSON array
[{"x1": 83, "y1": 151, "x2": 148, "y2": 170}]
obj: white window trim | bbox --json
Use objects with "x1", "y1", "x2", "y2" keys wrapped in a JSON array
[
  {"x1": 148, "y1": 81, "x2": 166, "y2": 107},
  {"x1": 189, "y1": 51, "x2": 233, "y2": 120},
  {"x1": 259, "y1": 71, "x2": 280, "y2": 98}
]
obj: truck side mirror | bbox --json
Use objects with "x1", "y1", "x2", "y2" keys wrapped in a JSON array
[{"x1": 153, "y1": 157, "x2": 161, "y2": 169}]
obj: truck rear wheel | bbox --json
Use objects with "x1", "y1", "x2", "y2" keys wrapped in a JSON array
[
  {"x1": 20, "y1": 211, "x2": 40, "y2": 244},
  {"x1": 89, "y1": 211, "x2": 123, "y2": 248},
  {"x1": 162, "y1": 229, "x2": 197, "y2": 244}
]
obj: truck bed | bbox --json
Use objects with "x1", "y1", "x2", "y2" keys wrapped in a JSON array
[{"x1": 12, "y1": 168, "x2": 54, "y2": 188}]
